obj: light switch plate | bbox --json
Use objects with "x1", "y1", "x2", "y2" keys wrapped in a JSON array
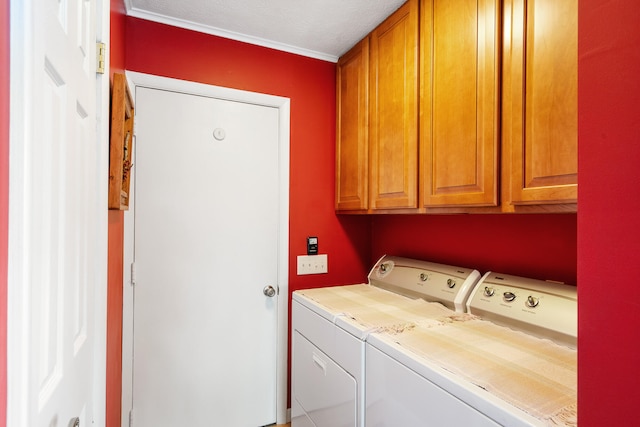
[{"x1": 297, "y1": 254, "x2": 328, "y2": 275}]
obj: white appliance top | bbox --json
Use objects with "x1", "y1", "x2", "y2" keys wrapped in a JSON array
[
  {"x1": 368, "y1": 318, "x2": 577, "y2": 427},
  {"x1": 292, "y1": 255, "x2": 482, "y2": 338}
]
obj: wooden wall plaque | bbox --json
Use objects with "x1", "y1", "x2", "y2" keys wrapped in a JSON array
[{"x1": 108, "y1": 73, "x2": 134, "y2": 210}]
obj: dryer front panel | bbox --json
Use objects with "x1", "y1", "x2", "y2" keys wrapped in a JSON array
[{"x1": 293, "y1": 331, "x2": 356, "y2": 427}]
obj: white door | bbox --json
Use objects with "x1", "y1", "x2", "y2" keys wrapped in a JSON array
[
  {"x1": 8, "y1": 0, "x2": 109, "y2": 426},
  {"x1": 132, "y1": 85, "x2": 284, "y2": 426}
]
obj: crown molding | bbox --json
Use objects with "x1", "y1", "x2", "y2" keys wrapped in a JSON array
[{"x1": 125, "y1": 6, "x2": 339, "y2": 63}]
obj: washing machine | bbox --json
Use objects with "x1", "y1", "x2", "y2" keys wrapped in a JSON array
[
  {"x1": 291, "y1": 255, "x2": 482, "y2": 427},
  {"x1": 365, "y1": 271, "x2": 577, "y2": 427}
]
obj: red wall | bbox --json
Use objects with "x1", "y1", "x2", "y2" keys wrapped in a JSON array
[
  {"x1": 124, "y1": 17, "x2": 372, "y2": 290},
  {"x1": 106, "y1": 1, "x2": 127, "y2": 426},
  {"x1": 106, "y1": 211, "x2": 123, "y2": 427},
  {"x1": 578, "y1": 0, "x2": 640, "y2": 424},
  {"x1": 110, "y1": 0, "x2": 126, "y2": 76},
  {"x1": 0, "y1": 0, "x2": 9, "y2": 423},
  {"x1": 371, "y1": 214, "x2": 577, "y2": 285}
]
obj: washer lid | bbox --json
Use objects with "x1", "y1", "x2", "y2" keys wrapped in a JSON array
[{"x1": 368, "y1": 317, "x2": 577, "y2": 426}]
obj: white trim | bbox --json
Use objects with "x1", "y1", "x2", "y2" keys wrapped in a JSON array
[
  {"x1": 8, "y1": 0, "x2": 31, "y2": 422},
  {"x1": 125, "y1": 7, "x2": 339, "y2": 63},
  {"x1": 123, "y1": 0, "x2": 134, "y2": 13},
  {"x1": 93, "y1": 0, "x2": 111, "y2": 424},
  {"x1": 123, "y1": 71, "x2": 291, "y2": 425}
]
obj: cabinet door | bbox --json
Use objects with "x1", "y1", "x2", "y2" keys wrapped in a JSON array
[
  {"x1": 369, "y1": 0, "x2": 419, "y2": 210},
  {"x1": 420, "y1": 0, "x2": 500, "y2": 208},
  {"x1": 336, "y1": 38, "x2": 369, "y2": 211},
  {"x1": 502, "y1": 0, "x2": 578, "y2": 209}
]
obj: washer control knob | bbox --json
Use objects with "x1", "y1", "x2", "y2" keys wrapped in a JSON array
[
  {"x1": 447, "y1": 278, "x2": 456, "y2": 288},
  {"x1": 526, "y1": 295, "x2": 540, "y2": 308},
  {"x1": 483, "y1": 287, "x2": 495, "y2": 297},
  {"x1": 503, "y1": 291, "x2": 517, "y2": 302},
  {"x1": 419, "y1": 273, "x2": 428, "y2": 282},
  {"x1": 380, "y1": 263, "x2": 388, "y2": 272}
]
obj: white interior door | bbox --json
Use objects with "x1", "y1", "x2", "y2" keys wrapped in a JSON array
[
  {"x1": 8, "y1": 0, "x2": 109, "y2": 426},
  {"x1": 131, "y1": 85, "x2": 285, "y2": 426}
]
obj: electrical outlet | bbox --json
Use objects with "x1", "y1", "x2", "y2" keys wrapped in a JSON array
[{"x1": 297, "y1": 254, "x2": 328, "y2": 275}]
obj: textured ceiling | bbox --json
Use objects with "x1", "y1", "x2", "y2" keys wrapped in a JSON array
[{"x1": 125, "y1": 0, "x2": 407, "y2": 62}]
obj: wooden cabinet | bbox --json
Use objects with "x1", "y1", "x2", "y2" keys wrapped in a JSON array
[
  {"x1": 368, "y1": 0, "x2": 419, "y2": 210},
  {"x1": 502, "y1": 0, "x2": 578, "y2": 211},
  {"x1": 336, "y1": 38, "x2": 369, "y2": 211},
  {"x1": 420, "y1": 0, "x2": 500, "y2": 208},
  {"x1": 335, "y1": 0, "x2": 577, "y2": 214},
  {"x1": 335, "y1": 0, "x2": 419, "y2": 212}
]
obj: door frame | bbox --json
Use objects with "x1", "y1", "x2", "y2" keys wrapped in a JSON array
[
  {"x1": 122, "y1": 71, "x2": 291, "y2": 425},
  {"x1": 7, "y1": 0, "x2": 111, "y2": 425}
]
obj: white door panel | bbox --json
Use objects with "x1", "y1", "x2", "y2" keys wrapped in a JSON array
[
  {"x1": 132, "y1": 87, "x2": 281, "y2": 426},
  {"x1": 9, "y1": 0, "x2": 108, "y2": 425}
]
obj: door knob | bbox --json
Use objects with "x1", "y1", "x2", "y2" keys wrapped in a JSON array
[
  {"x1": 69, "y1": 418, "x2": 80, "y2": 427},
  {"x1": 263, "y1": 285, "x2": 276, "y2": 297}
]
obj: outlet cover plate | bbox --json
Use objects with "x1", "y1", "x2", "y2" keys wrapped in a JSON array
[{"x1": 297, "y1": 254, "x2": 328, "y2": 275}]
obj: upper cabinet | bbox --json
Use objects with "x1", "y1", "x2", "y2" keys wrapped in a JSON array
[
  {"x1": 335, "y1": 0, "x2": 419, "y2": 212},
  {"x1": 335, "y1": 0, "x2": 577, "y2": 214},
  {"x1": 336, "y1": 38, "x2": 369, "y2": 211},
  {"x1": 368, "y1": 0, "x2": 419, "y2": 210},
  {"x1": 420, "y1": 0, "x2": 500, "y2": 208},
  {"x1": 502, "y1": 0, "x2": 578, "y2": 211}
]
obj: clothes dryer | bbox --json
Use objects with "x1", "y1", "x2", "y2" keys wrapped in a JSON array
[{"x1": 291, "y1": 256, "x2": 481, "y2": 427}]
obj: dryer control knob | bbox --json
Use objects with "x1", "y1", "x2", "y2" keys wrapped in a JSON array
[
  {"x1": 503, "y1": 291, "x2": 517, "y2": 302},
  {"x1": 483, "y1": 287, "x2": 495, "y2": 297},
  {"x1": 526, "y1": 295, "x2": 540, "y2": 308}
]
